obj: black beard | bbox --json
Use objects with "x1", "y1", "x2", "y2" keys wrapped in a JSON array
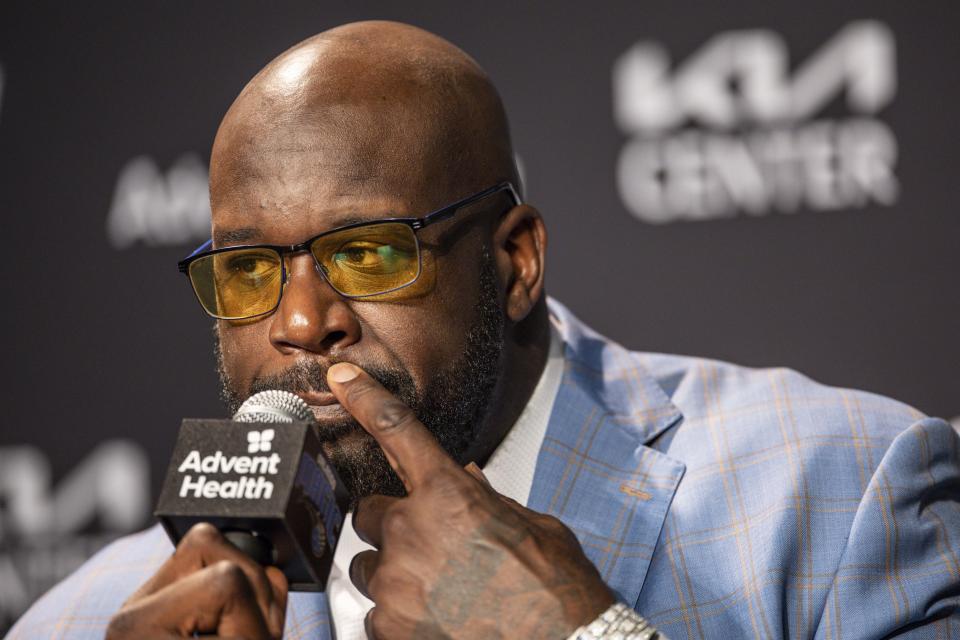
[{"x1": 216, "y1": 250, "x2": 504, "y2": 500}]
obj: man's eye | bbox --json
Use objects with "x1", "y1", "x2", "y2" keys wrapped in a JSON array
[
  {"x1": 227, "y1": 255, "x2": 276, "y2": 278},
  {"x1": 335, "y1": 242, "x2": 392, "y2": 267}
]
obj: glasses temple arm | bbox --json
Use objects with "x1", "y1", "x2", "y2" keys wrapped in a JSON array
[
  {"x1": 177, "y1": 239, "x2": 213, "y2": 273},
  {"x1": 414, "y1": 182, "x2": 522, "y2": 230}
]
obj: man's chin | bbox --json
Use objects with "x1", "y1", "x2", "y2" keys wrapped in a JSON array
[
  {"x1": 306, "y1": 404, "x2": 358, "y2": 437},
  {"x1": 317, "y1": 423, "x2": 374, "y2": 455},
  {"x1": 316, "y1": 422, "x2": 406, "y2": 499}
]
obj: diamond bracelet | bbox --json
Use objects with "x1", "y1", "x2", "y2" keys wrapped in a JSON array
[{"x1": 565, "y1": 602, "x2": 662, "y2": 640}]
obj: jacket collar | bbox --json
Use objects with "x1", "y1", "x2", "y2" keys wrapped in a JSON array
[{"x1": 527, "y1": 299, "x2": 686, "y2": 607}]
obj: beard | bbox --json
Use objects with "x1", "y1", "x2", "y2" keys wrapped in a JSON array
[{"x1": 216, "y1": 249, "x2": 504, "y2": 500}]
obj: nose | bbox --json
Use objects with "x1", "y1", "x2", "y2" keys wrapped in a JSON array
[{"x1": 268, "y1": 253, "x2": 361, "y2": 356}]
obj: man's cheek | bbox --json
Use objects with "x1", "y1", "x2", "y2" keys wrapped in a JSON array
[{"x1": 215, "y1": 323, "x2": 263, "y2": 393}]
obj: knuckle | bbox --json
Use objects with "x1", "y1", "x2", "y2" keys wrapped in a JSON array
[
  {"x1": 369, "y1": 607, "x2": 393, "y2": 640},
  {"x1": 180, "y1": 522, "x2": 220, "y2": 551},
  {"x1": 343, "y1": 379, "x2": 376, "y2": 406},
  {"x1": 368, "y1": 613, "x2": 383, "y2": 639},
  {"x1": 539, "y1": 513, "x2": 564, "y2": 528},
  {"x1": 105, "y1": 609, "x2": 136, "y2": 639},
  {"x1": 423, "y1": 469, "x2": 472, "y2": 500},
  {"x1": 541, "y1": 515, "x2": 579, "y2": 542},
  {"x1": 211, "y1": 559, "x2": 250, "y2": 594},
  {"x1": 459, "y1": 477, "x2": 489, "y2": 504},
  {"x1": 381, "y1": 507, "x2": 410, "y2": 538},
  {"x1": 366, "y1": 566, "x2": 385, "y2": 599},
  {"x1": 372, "y1": 399, "x2": 414, "y2": 433}
]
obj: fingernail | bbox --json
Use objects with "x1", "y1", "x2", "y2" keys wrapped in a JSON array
[{"x1": 328, "y1": 363, "x2": 359, "y2": 383}]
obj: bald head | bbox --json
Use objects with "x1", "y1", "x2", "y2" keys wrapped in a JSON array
[
  {"x1": 210, "y1": 21, "x2": 519, "y2": 216},
  {"x1": 211, "y1": 23, "x2": 550, "y2": 491}
]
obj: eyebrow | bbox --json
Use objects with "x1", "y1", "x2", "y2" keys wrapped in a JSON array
[
  {"x1": 213, "y1": 215, "x2": 398, "y2": 247},
  {"x1": 213, "y1": 228, "x2": 261, "y2": 246}
]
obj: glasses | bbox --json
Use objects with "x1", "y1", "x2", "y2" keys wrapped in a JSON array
[{"x1": 178, "y1": 182, "x2": 520, "y2": 320}]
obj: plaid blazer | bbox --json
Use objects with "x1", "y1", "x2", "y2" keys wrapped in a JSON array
[{"x1": 8, "y1": 299, "x2": 959, "y2": 639}]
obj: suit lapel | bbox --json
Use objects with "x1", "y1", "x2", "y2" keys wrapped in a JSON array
[{"x1": 528, "y1": 301, "x2": 686, "y2": 607}]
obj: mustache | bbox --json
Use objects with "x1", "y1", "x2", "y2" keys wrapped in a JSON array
[
  {"x1": 248, "y1": 359, "x2": 333, "y2": 397},
  {"x1": 245, "y1": 358, "x2": 416, "y2": 406}
]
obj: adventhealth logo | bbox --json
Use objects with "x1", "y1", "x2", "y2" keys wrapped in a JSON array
[
  {"x1": 176, "y1": 431, "x2": 281, "y2": 500},
  {"x1": 248, "y1": 429, "x2": 274, "y2": 453}
]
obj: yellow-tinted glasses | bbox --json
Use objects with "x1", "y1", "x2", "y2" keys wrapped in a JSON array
[{"x1": 178, "y1": 182, "x2": 521, "y2": 320}]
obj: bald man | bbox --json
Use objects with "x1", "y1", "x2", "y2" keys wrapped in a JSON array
[{"x1": 8, "y1": 20, "x2": 960, "y2": 640}]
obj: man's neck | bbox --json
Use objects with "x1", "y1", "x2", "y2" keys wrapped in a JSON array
[{"x1": 464, "y1": 300, "x2": 552, "y2": 466}]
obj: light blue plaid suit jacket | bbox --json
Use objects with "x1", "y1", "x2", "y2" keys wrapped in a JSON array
[{"x1": 9, "y1": 299, "x2": 960, "y2": 639}]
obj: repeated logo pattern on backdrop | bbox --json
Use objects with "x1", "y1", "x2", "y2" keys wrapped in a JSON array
[
  {"x1": 614, "y1": 20, "x2": 898, "y2": 223},
  {"x1": 106, "y1": 153, "x2": 212, "y2": 249},
  {"x1": 0, "y1": 56, "x2": 155, "y2": 628},
  {"x1": 0, "y1": 443, "x2": 150, "y2": 625}
]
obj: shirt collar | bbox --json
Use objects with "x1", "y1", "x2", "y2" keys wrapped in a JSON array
[{"x1": 482, "y1": 317, "x2": 565, "y2": 504}]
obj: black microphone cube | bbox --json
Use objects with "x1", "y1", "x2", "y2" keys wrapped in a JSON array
[{"x1": 155, "y1": 419, "x2": 350, "y2": 591}]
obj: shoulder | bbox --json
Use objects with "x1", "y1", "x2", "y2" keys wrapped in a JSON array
[
  {"x1": 6, "y1": 525, "x2": 171, "y2": 640},
  {"x1": 637, "y1": 350, "x2": 926, "y2": 458},
  {"x1": 635, "y1": 352, "x2": 960, "y2": 636},
  {"x1": 642, "y1": 350, "x2": 924, "y2": 423},
  {"x1": 632, "y1": 350, "x2": 956, "y2": 538},
  {"x1": 548, "y1": 297, "x2": 927, "y2": 463}
]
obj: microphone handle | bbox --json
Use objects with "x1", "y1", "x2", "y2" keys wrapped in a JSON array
[{"x1": 224, "y1": 529, "x2": 276, "y2": 566}]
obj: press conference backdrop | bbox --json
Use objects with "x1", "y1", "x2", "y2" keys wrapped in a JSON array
[{"x1": 0, "y1": 1, "x2": 957, "y2": 629}]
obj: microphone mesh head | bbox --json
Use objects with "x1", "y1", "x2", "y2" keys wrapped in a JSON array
[{"x1": 234, "y1": 390, "x2": 314, "y2": 423}]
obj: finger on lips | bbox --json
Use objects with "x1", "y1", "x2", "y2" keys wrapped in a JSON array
[{"x1": 327, "y1": 362, "x2": 458, "y2": 490}]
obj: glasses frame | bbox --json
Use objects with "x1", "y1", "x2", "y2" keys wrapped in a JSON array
[{"x1": 178, "y1": 181, "x2": 521, "y2": 320}]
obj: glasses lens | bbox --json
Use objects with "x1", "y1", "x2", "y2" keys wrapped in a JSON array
[
  {"x1": 311, "y1": 222, "x2": 420, "y2": 296},
  {"x1": 188, "y1": 248, "x2": 283, "y2": 319}
]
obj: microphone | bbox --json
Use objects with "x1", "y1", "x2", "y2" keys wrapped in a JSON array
[{"x1": 154, "y1": 390, "x2": 350, "y2": 590}]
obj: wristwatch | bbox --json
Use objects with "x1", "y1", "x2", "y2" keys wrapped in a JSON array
[{"x1": 566, "y1": 602, "x2": 664, "y2": 640}]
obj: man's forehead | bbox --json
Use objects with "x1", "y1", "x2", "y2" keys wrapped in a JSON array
[
  {"x1": 208, "y1": 21, "x2": 517, "y2": 245},
  {"x1": 210, "y1": 186, "x2": 422, "y2": 247},
  {"x1": 208, "y1": 102, "x2": 451, "y2": 245},
  {"x1": 209, "y1": 84, "x2": 459, "y2": 217}
]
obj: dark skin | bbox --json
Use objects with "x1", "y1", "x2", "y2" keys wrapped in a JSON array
[
  {"x1": 107, "y1": 20, "x2": 613, "y2": 640},
  {"x1": 329, "y1": 363, "x2": 614, "y2": 639}
]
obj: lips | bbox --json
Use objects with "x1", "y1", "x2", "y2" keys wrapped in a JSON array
[
  {"x1": 293, "y1": 390, "x2": 354, "y2": 430},
  {"x1": 296, "y1": 390, "x2": 339, "y2": 407}
]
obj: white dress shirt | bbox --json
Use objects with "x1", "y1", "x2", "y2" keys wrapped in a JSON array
[{"x1": 326, "y1": 321, "x2": 565, "y2": 640}]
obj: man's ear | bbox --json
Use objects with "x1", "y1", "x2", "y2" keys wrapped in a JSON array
[{"x1": 492, "y1": 204, "x2": 547, "y2": 323}]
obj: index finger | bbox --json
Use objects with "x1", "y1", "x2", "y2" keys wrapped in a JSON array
[{"x1": 327, "y1": 362, "x2": 458, "y2": 490}]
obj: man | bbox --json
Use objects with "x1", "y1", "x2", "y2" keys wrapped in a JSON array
[{"x1": 9, "y1": 20, "x2": 959, "y2": 640}]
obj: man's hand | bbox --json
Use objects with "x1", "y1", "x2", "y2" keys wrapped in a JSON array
[
  {"x1": 327, "y1": 362, "x2": 614, "y2": 640},
  {"x1": 106, "y1": 522, "x2": 288, "y2": 639}
]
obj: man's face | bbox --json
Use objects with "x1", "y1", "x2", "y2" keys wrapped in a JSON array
[{"x1": 210, "y1": 114, "x2": 507, "y2": 499}]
